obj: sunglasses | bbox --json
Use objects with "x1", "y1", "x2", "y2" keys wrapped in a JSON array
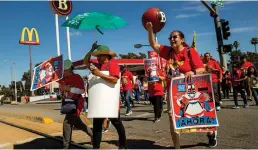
[{"x1": 168, "y1": 35, "x2": 179, "y2": 40}]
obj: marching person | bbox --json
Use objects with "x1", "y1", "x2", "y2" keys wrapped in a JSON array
[
  {"x1": 121, "y1": 65, "x2": 134, "y2": 116},
  {"x1": 240, "y1": 55, "x2": 254, "y2": 101},
  {"x1": 231, "y1": 63, "x2": 249, "y2": 108},
  {"x1": 203, "y1": 52, "x2": 223, "y2": 110},
  {"x1": 247, "y1": 66, "x2": 258, "y2": 105},
  {"x1": 84, "y1": 42, "x2": 127, "y2": 149},
  {"x1": 57, "y1": 59, "x2": 93, "y2": 149},
  {"x1": 148, "y1": 68, "x2": 166, "y2": 122},
  {"x1": 134, "y1": 76, "x2": 142, "y2": 104},
  {"x1": 145, "y1": 22, "x2": 217, "y2": 148}
]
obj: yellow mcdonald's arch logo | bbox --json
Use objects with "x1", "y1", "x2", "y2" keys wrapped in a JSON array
[{"x1": 19, "y1": 27, "x2": 40, "y2": 45}]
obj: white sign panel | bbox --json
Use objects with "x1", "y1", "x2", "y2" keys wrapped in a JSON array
[{"x1": 87, "y1": 71, "x2": 120, "y2": 118}]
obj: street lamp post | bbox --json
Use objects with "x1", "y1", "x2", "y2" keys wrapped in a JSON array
[{"x1": 4, "y1": 60, "x2": 18, "y2": 104}]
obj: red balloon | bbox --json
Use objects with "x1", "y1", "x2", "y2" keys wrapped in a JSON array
[{"x1": 142, "y1": 8, "x2": 166, "y2": 34}]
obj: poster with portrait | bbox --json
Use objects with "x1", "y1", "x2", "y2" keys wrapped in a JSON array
[
  {"x1": 170, "y1": 74, "x2": 219, "y2": 132},
  {"x1": 144, "y1": 59, "x2": 159, "y2": 82},
  {"x1": 31, "y1": 55, "x2": 64, "y2": 91}
]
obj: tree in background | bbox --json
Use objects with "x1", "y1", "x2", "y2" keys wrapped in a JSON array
[
  {"x1": 229, "y1": 50, "x2": 258, "y2": 65},
  {"x1": 119, "y1": 52, "x2": 147, "y2": 59},
  {"x1": 251, "y1": 37, "x2": 258, "y2": 53},
  {"x1": 233, "y1": 41, "x2": 240, "y2": 51}
]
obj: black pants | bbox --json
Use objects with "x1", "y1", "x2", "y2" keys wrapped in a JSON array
[
  {"x1": 222, "y1": 84, "x2": 230, "y2": 98},
  {"x1": 150, "y1": 96, "x2": 162, "y2": 119},
  {"x1": 93, "y1": 112, "x2": 126, "y2": 149},
  {"x1": 212, "y1": 82, "x2": 221, "y2": 107},
  {"x1": 217, "y1": 82, "x2": 222, "y2": 102},
  {"x1": 63, "y1": 114, "x2": 93, "y2": 149},
  {"x1": 233, "y1": 86, "x2": 247, "y2": 106}
]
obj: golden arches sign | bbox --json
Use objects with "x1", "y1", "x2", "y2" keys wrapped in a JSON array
[{"x1": 19, "y1": 27, "x2": 40, "y2": 45}]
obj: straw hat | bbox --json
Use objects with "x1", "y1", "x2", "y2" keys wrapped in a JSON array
[{"x1": 91, "y1": 45, "x2": 117, "y2": 58}]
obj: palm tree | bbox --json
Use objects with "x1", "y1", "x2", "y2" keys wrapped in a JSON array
[
  {"x1": 251, "y1": 37, "x2": 258, "y2": 53},
  {"x1": 233, "y1": 41, "x2": 240, "y2": 50}
]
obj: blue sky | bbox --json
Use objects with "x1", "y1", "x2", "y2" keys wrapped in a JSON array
[{"x1": 0, "y1": 1, "x2": 257, "y2": 86}]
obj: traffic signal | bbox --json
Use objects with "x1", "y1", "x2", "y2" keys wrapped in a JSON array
[
  {"x1": 223, "y1": 44, "x2": 233, "y2": 53},
  {"x1": 221, "y1": 19, "x2": 231, "y2": 40}
]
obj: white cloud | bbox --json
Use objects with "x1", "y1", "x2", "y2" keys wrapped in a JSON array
[
  {"x1": 70, "y1": 31, "x2": 83, "y2": 36},
  {"x1": 175, "y1": 14, "x2": 200, "y2": 19},
  {"x1": 230, "y1": 27, "x2": 257, "y2": 33}
]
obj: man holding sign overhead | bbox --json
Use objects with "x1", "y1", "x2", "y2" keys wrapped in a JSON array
[{"x1": 84, "y1": 42, "x2": 127, "y2": 149}]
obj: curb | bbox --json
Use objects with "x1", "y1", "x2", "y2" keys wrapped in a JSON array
[{"x1": 0, "y1": 112, "x2": 54, "y2": 124}]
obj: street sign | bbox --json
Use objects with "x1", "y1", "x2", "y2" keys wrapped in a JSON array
[{"x1": 211, "y1": 0, "x2": 224, "y2": 7}]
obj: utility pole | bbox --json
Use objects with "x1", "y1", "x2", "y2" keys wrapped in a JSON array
[
  {"x1": 29, "y1": 45, "x2": 34, "y2": 96},
  {"x1": 201, "y1": 0, "x2": 227, "y2": 70},
  {"x1": 13, "y1": 63, "x2": 17, "y2": 103},
  {"x1": 211, "y1": 4, "x2": 228, "y2": 70}
]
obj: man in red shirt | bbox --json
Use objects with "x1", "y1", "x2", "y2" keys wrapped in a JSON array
[
  {"x1": 84, "y1": 42, "x2": 127, "y2": 149},
  {"x1": 240, "y1": 55, "x2": 254, "y2": 101},
  {"x1": 121, "y1": 65, "x2": 134, "y2": 116},
  {"x1": 203, "y1": 53, "x2": 223, "y2": 111},
  {"x1": 57, "y1": 59, "x2": 93, "y2": 149}
]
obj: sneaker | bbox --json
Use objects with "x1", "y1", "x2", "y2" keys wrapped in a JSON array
[
  {"x1": 219, "y1": 101, "x2": 222, "y2": 105},
  {"x1": 153, "y1": 118, "x2": 160, "y2": 123},
  {"x1": 102, "y1": 128, "x2": 108, "y2": 133},
  {"x1": 232, "y1": 106, "x2": 239, "y2": 109},
  {"x1": 207, "y1": 131, "x2": 217, "y2": 147},
  {"x1": 216, "y1": 106, "x2": 221, "y2": 111},
  {"x1": 244, "y1": 104, "x2": 249, "y2": 108},
  {"x1": 125, "y1": 111, "x2": 132, "y2": 116}
]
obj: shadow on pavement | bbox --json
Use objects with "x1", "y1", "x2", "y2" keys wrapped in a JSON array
[
  {"x1": 13, "y1": 137, "x2": 85, "y2": 149},
  {"x1": 181, "y1": 142, "x2": 208, "y2": 149},
  {"x1": 103, "y1": 139, "x2": 172, "y2": 149},
  {"x1": 121, "y1": 117, "x2": 153, "y2": 122}
]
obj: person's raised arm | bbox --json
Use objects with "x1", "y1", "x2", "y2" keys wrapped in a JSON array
[
  {"x1": 146, "y1": 22, "x2": 160, "y2": 54},
  {"x1": 83, "y1": 41, "x2": 98, "y2": 68}
]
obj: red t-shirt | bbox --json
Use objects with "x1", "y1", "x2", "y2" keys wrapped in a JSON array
[
  {"x1": 90, "y1": 59, "x2": 121, "y2": 110},
  {"x1": 160, "y1": 45, "x2": 204, "y2": 88},
  {"x1": 121, "y1": 71, "x2": 133, "y2": 91},
  {"x1": 58, "y1": 73, "x2": 85, "y2": 116},
  {"x1": 241, "y1": 61, "x2": 254, "y2": 71},
  {"x1": 205, "y1": 59, "x2": 222, "y2": 83},
  {"x1": 148, "y1": 69, "x2": 165, "y2": 96},
  {"x1": 160, "y1": 45, "x2": 203, "y2": 73}
]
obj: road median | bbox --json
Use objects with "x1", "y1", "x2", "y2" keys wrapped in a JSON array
[{"x1": 0, "y1": 112, "x2": 54, "y2": 124}]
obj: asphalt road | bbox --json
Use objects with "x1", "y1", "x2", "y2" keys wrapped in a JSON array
[{"x1": 0, "y1": 96, "x2": 258, "y2": 149}]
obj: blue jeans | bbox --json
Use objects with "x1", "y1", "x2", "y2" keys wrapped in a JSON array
[
  {"x1": 124, "y1": 90, "x2": 132, "y2": 113},
  {"x1": 252, "y1": 88, "x2": 258, "y2": 104},
  {"x1": 83, "y1": 97, "x2": 88, "y2": 112},
  {"x1": 134, "y1": 88, "x2": 140, "y2": 103}
]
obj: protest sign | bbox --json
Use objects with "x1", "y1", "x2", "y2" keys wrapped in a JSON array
[
  {"x1": 87, "y1": 71, "x2": 120, "y2": 118},
  {"x1": 31, "y1": 55, "x2": 63, "y2": 91},
  {"x1": 170, "y1": 74, "x2": 219, "y2": 131},
  {"x1": 144, "y1": 59, "x2": 159, "y2": 82}
]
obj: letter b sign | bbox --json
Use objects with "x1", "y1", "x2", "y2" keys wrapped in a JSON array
[{"x1": 50, "y1": 0, "x2": 72, "y2": 16}]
